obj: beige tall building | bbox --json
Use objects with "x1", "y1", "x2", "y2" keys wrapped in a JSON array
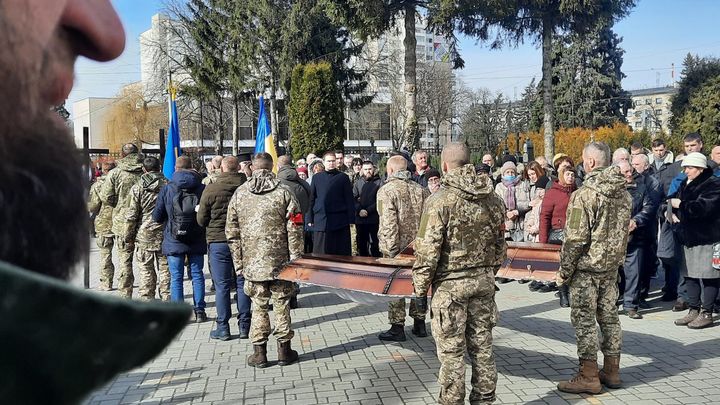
[{"x1": 625, "y1": 86, "x2": 678, "y2": 135}]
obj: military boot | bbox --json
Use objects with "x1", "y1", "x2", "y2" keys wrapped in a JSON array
[
  {"x1": 378, "y1": 324, "x2": 406, "y2": 342},
  {"x1": 559, "y1": 285, "x2": 570, "y2": 308},
  {"x1": 674, "y1": 308, "x2": 700, "y2": 326},
  {"x1": 277, "y1": 340, "x2": 299, "y2": 366},
  {"x1": 247, "y1": 344, "x2": 268, "y2": 368},
  {"x1": 599, "y1": 355, "x2": 622, "y2": 388},
  {"x1": 411, "y1": 319, "x2": 427, "y2": 337},
  {"x1": 557, "y1": 359, "x2": 602, "y2": 394}
]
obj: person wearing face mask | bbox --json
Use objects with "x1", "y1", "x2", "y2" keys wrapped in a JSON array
[{"x1": 494, "y1": 161, "x2": 531, "y2": 243}]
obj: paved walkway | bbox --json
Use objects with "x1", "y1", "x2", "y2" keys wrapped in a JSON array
[{"x1": 75, "y1": 242, "x2": 720, "y2": 404}]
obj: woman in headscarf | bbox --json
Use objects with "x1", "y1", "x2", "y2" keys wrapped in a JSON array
[{"x1": 494, "y1": 161, "x2": 531, "y2": 242}]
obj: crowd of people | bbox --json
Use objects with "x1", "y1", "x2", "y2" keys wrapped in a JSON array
[{"x1": 86, "y1": 135, "x2": 720, "y2": 402}]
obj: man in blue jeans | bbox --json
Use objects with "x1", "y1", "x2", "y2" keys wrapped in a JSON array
[
  {"x1": 197, "y1": 156, "x2": 251, "y2": 339},
  {"x1": 153, "y1": 155, "x2": 208, "y2": 322}
]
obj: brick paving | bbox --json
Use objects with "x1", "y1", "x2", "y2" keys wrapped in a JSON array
[{"x1": 75, "y1": 241, "x2": 720, "y2": 404}]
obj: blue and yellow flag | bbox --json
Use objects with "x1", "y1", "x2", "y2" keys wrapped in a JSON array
[
  {"x1": 254, "y1": 96, "x2": 278, "y2": 172},
  {"x1": 163, "y1": 85, "x2": 181, "y2": 179}
]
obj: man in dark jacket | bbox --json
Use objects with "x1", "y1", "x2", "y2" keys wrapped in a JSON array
[
  {"x1": 197, "y1": 156, "x2": 250, "y2": 339},
  {"x1": 617, "y1": 161, "x2": 656, "y2": 319},
  {"x1": 152, "y1": 155, "x2": 208, "y2": 322},
  {"x1": 277, "y1": 155, "x2": 311, "y2": 306},
  {"x1": 353, "y1": 161, "x2": 382, "y2": 257},
  {"x1": 411, "y1": 149, "x2": 433, "y2": 188},
  {"x1": 277, "y1": 155, "x2": 310, "y2": 215},
  {"x1": 307, "y1": 151, "x2": 355, "y2": 255}
]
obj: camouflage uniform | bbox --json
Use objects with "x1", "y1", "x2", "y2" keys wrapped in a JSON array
[
  {"x1": 559, "y1": 166, "x2": 632, "y2": 361},
  {"x1": 88, "y1": 175, "x2": 115, "y2": 290},
  {"x1": 99, "y1": 154, "x2": 143, "y2": 299},
  {"x1": 377, "y1": 170, "x2": 429, "y2": 325},
  {"x1": 126, "y1": 171, "x2": 170, "y2": 301},
  {"x1": 202, "y1": 169, "x2": 220, "y2": 186},
  {"x1": 226, "y1": 169, "x2": 303, "y2": 345},
  {"x1": 413, "y1": 164, "x2": 507, "y2": 405}
]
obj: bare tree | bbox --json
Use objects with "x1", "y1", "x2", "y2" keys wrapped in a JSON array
[
  {"x1": 459, "y1": 88, "x2": 507, "y2": 152},
  {"x1": 416, "y1": 61, "x2": 469, "y2": 148}
]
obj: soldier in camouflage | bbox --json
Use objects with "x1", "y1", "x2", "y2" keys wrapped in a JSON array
[
  {"x1": 125, "y1": 156, "x2": 169, "y2": 301},
  {"x1": 557, "y1": 142, "x2": 632, "y2": 395},
  {"x1": 226, "y1": 153, "x2": 304, "y2": 368},
  {"x1": 88, "y1": 161, "x2": 116, "y2": 290},
  {"x1": 376, "y1": 155, "x2": 430, "y2": 342},
  {"x1": 413, "y1": 143, "x2": 507, "y2": 405},
  {"x1": 99, "y1": 143, "x2": 144, "y2": 299},
  {"x1": 202, "y1": 155, "x2": 223, "y2": 186}
]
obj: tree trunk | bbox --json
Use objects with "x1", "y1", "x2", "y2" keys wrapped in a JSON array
[
  {"x1": 434, "y1": 122, "x2": 441, "y2": 149},
  {"x1": 231, "y1": 93, "x2": 239, "y2": 156},
  {"x1": 402, "y1": 5, "x2": 419, "y2": 151},
  {"x1": 542, "y1": 15, "x2": 555, "y2": 162},
  {"x1": 269, "y1": 75, "x2": 280, "y2": 151},
  {"x1": 215, "y1": 100, "x2": 224, "y2": 155}
]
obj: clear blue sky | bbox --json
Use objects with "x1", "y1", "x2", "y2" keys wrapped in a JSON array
[{"x1": 68, "y1": 0, "x2": 720, "y2": 117}]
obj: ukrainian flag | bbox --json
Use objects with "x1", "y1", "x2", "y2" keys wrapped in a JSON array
[
  {"x1": 163, "y1": 84, "x2": 181, "y2": 179},
  {"x1": 254, "y1": 95, "x2": 278, "y2": 171}
]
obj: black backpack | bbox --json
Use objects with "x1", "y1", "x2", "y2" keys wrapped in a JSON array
[{"x1": 171, "y1": 187, "x2": 200, "y2": 242}]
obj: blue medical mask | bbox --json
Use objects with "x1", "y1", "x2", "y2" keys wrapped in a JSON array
[{"x1": 502, "y1": 175, "x2": 517, "y2": 182}]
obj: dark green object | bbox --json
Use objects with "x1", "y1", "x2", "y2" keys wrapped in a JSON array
[{"x1": 0, "y1": 260, "x2": 192, "y2": 404}]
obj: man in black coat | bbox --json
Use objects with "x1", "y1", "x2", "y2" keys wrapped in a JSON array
[
  {"x1": 307, "y1": 151, "x2": 355, "y2": 255},
  {"x1": 353, "y1": 161, "x2": 382, "y2": 257}
]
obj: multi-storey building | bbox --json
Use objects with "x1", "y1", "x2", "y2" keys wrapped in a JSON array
[{"x1": 625, "y1": 86, "x2": 678, "y2": 135}]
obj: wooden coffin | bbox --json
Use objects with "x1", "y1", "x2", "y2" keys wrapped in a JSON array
[
  {"x1": 278, "y1": 254, "x2": 421, "y2": 298},
  {"x1": 278, "y1": 242, "x2": 560, "y2": 299},
  {"x1": 495, "y1": 242, "x2": 561, "y2": 282}
]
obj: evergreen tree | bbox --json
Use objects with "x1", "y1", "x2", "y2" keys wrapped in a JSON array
[
  {"x1": 670, "y1": 54, "x2": 720, "y2": 134},
  {"x1": 676, "y1": 75, "x2": 720, "y2": 147},
  {"x1": 529, "y1": 23, "x2": 630, "y2": 129},
  {"x1": 288, "y1": 62, "x2": 345, "y2": 158}
]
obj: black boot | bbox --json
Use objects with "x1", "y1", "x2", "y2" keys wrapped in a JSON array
[
  {"x1": 194, "y1": 310, "x2": 208, "y2": 323},
  {"x1": 378, "y1": 324, "x2": 406, "y2": 342},
  {"x1": 411, "y1": 319, "x2": 427, "y2": 337},
  {"x1": 238, "y1": 323, "x2": 250, "y2": 339},
  {"x1": 559, "y1": 285, "x2": 570, "y2": 308}
]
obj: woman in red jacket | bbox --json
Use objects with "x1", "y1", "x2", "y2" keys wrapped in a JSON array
[{"x1": 539, "y1": 165, "x2": 577, "y2": 306}]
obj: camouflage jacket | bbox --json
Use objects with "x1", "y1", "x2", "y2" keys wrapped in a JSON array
[
  {"x1": 559, "y1": 166, "x2": 632, "y2": 278},
  {"x1": 225, "y1": 169, "x2": 303, "y2": 282},
  {"x1": 99, "y1": 154, "x2": 143, "y2": 237},
  {"x1": 376, "y1": 171, "x2": 429, "y2": 257},
  {"x1": 88, "y1": 175, "x2": 114, "y2": 237},
  {"x1": 126, "y1": 172, "x2": 167, "y2": 250},
  {"x1": 413, "y1": 164, "x2": 507, "y2": 296},
  {"x1": 202, "y1": 169, "x2": 221, "y2": 186}
]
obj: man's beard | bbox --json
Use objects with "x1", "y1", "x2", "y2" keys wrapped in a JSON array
[{"x1": 0, "y1": 113, "x2": 89, "y2": 279}]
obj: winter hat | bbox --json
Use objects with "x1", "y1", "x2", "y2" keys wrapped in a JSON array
[
  {"x1": 535, "y1": 175, "x2": 550, "y2": 189},
  {"x1": 501, "y1": 161, "x2": 517, "y2": 174},
  {"x1": 501, "y1": 154, "x2": 517, "y2": 165},
  {"x1": 296, "y1": 166, "x2": 308, "y2": 175},
  {"x1": 475, "y1": 163, "x2": 491, "y2": 174},
  {"x1": 681, "y1": 152, "x2": 707, "y2": 168},
  {"x1": 552, "y1": 153, "x2": 569, "y2": 168}
]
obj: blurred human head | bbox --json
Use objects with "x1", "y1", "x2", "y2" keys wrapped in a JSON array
[
  {"x1": 683, "y1": 133, "x2": 703, "y2": 154},
  {"x1": 582, "y1": 142, "x2": 611, "y2": 174},
  {"x1": 711, "y1": 145, "x2": 720, "y2": 165},
  {"x1": 651, "y1": 139, "x2": 667, "y2": 161},
  {"x1": 632, "y1": 154, "x2": 649, "y2": 174},
  {"x1": 559, "y1": 166, "x2": 577, "y2": 186},
  {"x1": 386, "y1": 155, "x2": 407, "y2": 177},
  {"x1": 426, "y1": 168, "x2": 441, "y2": 194},
  {"x1": 361, "y1": 161, "x2": 374, "y2": 179},
  {"x1": 352, "y1": 157, "x2": 363, "y2": 174},
  {"x1": 617, "y1": 160, "x2": 634, "y2": 184},
  {"x1": 221, "y1": 156, "x2": 239, "y2": 173},
  {"x1": 441, "y1": 143, "x2": 470, "y2": 173},
  {"x1": 324, "y1": 151, "x2": 337, "y2": 171},
  {"x1": 412, "y1": 150, "x2": 429, "y2": 171},
  {"x1": 612, "y1": 148, "x2": 630, "y2": 165},
  {"x1": 482, "y1": 154, "x2": 494, "y2": 168}
]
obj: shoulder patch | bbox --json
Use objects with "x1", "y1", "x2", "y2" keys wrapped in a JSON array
[{"x1": 567, "y1": 207, "x2": 583, "y2": 230}]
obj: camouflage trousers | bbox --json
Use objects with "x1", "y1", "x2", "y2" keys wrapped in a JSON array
[
  {"x1": 115, "y1": 238, "x2": 135, "y2": 299},
  {"x1": 388, "y1": 298, "x2": 426, "y2": 325},
  {"x1": 569, "y1": 271, "x2": 622, "y2": 361},
  {"x1": 96, "y1": 235, "x2": 115, "y2": 289},
  {"x1": 431, "y1": 271, "x2": 498, "y2": 405},
  {"x1": 350, "y1": 224, "x2": 358, "y2": 256},
  {"x1": 135, "y1": 246, "x2": 170, "y2": 301},
  {"x1": 244, "y1": 279, "x2": 295, "y2": 345}
]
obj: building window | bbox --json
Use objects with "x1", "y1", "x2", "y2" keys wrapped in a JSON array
[
  {"x1": 645, "y1": 99, "x2": 652, "y2": 105},
  {"x1": 656, "y1": 98, "x2": 662, "y2": 104},
  {"x1": 428, "y1": 38, "x2": 433, "y2": 43},
  {"x1": 655, "y1": 109, "x2": 662, "y2": 115},
  {"x1": 426, "y1": 55, "x2": 433, "y2": 61}
]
